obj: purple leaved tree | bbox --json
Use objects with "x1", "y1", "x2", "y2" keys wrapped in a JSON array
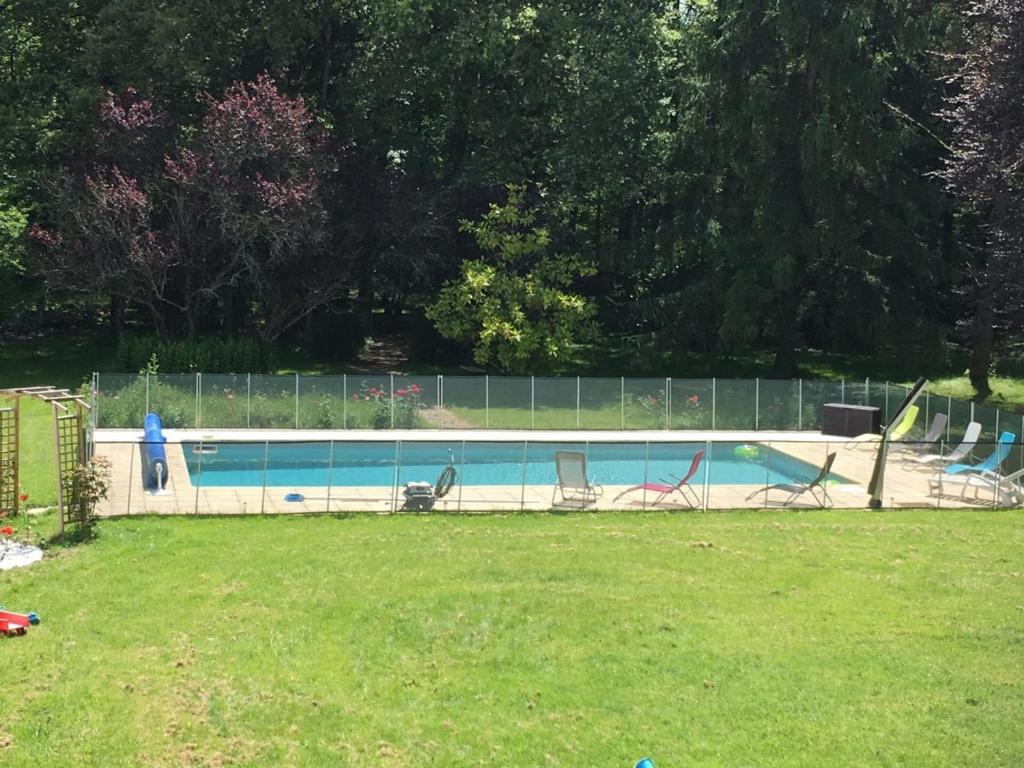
[{"x1": 940, "y1": 0, "x2": 1024, "y2": 396}]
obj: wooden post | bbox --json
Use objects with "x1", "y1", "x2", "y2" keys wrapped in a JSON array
[{"x1": 52, "y1": 402, "x2": 65, "y2": 533}]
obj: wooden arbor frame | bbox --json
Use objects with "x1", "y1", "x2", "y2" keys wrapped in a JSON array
[{"x1": 0, "y1": 387, "x2": 92, "y2": 532}]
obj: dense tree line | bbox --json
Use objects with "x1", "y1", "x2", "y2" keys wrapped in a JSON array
[{"x1": 0, "y1": 1, "x2": 1020, "y2": 386}]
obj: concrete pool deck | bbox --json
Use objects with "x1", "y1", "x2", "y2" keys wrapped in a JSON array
[{"x1": 91, "y1": 429, "x2": 1006, "y2": 515}]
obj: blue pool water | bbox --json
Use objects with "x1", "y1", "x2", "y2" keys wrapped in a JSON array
[{"x1": 183, "y1": 441, "x2": 844, "y2": 488}]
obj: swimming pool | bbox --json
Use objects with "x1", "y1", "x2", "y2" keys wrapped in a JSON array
[{"x1": 182, "y1": 441, "x2": 844, "y2": 488}]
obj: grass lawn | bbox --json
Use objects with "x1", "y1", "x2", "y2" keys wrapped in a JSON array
[{"x1": 1, "y1": 510, "x2": 1022, "y2": 767}]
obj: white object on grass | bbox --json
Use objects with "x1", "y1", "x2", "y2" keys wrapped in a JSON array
[{"x1": 0, "y1": 541, "x2": 43, "y2": 570}]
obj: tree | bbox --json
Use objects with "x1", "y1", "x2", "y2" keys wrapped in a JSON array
[
  {"x1": 940, "y1": 0, "x2": 1024, "y2": 396},
  {"x1": 165, "y1": 75, "x2": 343, "y2": 340},
  {"x1": 427, "y1": 185, "x2": 597, "y2": 374},
  {"x1": 30, "y1": 167, "x2": 174, "y2": 333},
  {"x1": 644, "y1": 1, "x2": 956, "y2": 375},
  {"x1": 32, "y1": 76, "x2": 349, "y2": 341}
]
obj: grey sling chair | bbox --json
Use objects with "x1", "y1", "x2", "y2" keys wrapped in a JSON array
[
  {"x1": 745, "y1": 452, "x2": 838, "y2": 508},
  {"x1": 553, "y1": 451, "x2": 604, "y2": 507},
  {"x1": 893, "y1": 412, "x2": 948, "y2": 457}
]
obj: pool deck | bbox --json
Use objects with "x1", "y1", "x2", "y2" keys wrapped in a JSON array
[{"x1": 91, "y1": 429, "x2": 1004, "y2": 516}]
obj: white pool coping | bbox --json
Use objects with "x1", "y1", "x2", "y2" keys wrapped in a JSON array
[{"x1": 94, "y1": 428, "x2": 854, "y2": 444}]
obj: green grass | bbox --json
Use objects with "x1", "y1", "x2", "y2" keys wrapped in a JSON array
[{"x1": 2, "y1": 511, "x2": 1022, "y2": 766}]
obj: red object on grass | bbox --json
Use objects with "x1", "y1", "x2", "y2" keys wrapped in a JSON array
[
  {"x1": 0, "y1": 609, "x2": 33, "y2": 637},
  {"x1": 1, "y1": 526, "x2": 13, "y2": 536},
  {"x1": 19, "y1": 493, "x2": 29, "y2": 502}
]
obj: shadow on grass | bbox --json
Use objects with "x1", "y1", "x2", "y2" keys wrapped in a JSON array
[{"x1": 45, "y1": 522, "x2": 100, "y2": 550}]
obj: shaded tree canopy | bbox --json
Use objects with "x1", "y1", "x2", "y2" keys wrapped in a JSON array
[
  {"x1": 939, "y1": 0, "x2": 1024, "y2": 394},
  {"x1": 1, "y1": 0, "x2": 1020, "y2": 381}
]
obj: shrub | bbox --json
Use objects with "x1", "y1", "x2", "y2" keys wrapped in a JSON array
[{"x1": 115, "y1": 335, "x2": 271, "y2": 373}]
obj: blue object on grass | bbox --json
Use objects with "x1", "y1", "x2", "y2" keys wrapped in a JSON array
[
  {"x1": 141, "y1": 413, "x2": 169, "y2": 489},
  {"x1": 635, "y1": 759, "x2": 654, "y2": 768},
  {"x1": 27, "y1": 612, "x2": 40, "y2": 625}
]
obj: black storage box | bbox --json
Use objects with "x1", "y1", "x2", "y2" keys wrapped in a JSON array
[{"x1": 821, "y1": 403, "x2": 881, "y2": 438}]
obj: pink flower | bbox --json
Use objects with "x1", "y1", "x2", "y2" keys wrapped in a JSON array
[
  {"x1": 395, "y1": 388, "x2": 407, "y2": 398},
  {"x1": 1, "y1": 526, "x2": 13, "y2": 536},
  {"x1": 368, "y1": 387, "x2": 381, "y2": 397},
  {"x1": 409, "y1": 384, "x2": 421, "y2": 394}
]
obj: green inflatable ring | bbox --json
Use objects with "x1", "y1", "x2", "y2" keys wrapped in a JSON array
[{"x1": 734, "y1": 444, "x2": 761, "y2": 461}]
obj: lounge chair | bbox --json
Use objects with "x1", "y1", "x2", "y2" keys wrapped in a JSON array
[
  {"x1": 913, "y1": 421, "x2": 981, "y2": 465},
  {"x1": 553, "y1": 451, "x2": 604, "y2": 506},
  {"x1": 893, "y1": 412, "x2": 947, "y2": 455},
  {"x1": 844, "y1": 405, "x2": 919, "y2": 448},
  {"x1": 613, "y1": 450, "x2": 705, "y2": 507},
  {"x1": 928, "y1": 431, "x2": 1016, "y2": 495},
  {"x1": 944, "y1": 431, "x2": 1015, "y2": 474},
  {"x1": 939, "y1": 467, "x2": 1024, "y2": 506},
  {"x1": 745, "y1": 452, "x2": 837, "y2": 508}
]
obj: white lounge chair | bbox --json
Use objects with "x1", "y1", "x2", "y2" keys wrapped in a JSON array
[
  {"x1": 914, "y1": 421, "x2": 981, "y2": 466},
  {"x1": 935, "y1": 467, "x2": 1024, "y2": 506}
]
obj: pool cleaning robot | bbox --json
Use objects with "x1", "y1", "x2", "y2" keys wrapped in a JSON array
[{"x1": 402, "y1": 449, "x2": 458, "y2": 511}]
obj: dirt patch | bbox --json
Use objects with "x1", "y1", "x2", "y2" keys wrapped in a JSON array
[
  {"x1": 347, "y1": 335, "x2": 409, "y2": 373},
  {"x1": 420, "y1": 406, "x2": 477, "y2": 429}
]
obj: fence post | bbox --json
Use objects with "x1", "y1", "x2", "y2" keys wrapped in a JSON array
[
  {"x1": 390, "y1": 373, "x2": 395, "y2": 430},
  {"x1": 531, "y1": 376, "x2": 535, "y2": 430},
  {"x1": 865, "y1": 377, "x2": 870, "y2": 405},
  {"x1": 457, "y1": 440, "x2": 466, "y2": 513},
  {"x1": 576, "y1": 376, "x2": 581, "y2": 429},
  {"x1": 194, "y1": 436, "x2": 203, "y2": 515},
  {"x1": 438, "y1": 374, "x2": 443, "y2": 429},
  {"x1": 620, "y1": 377, "x2": 625, "y2": 430},
  {"x1": 485, "y1": 375, "x2": 490, "y2": 429},
  {"x1": 711, "y1": 378, "x2": 717, "y2": 430},
  {"x1": 702, "y1": 439, "x2": 711, "y2": 509},
  {"x1": 392, "y1": 440, "x2": 402, "y2": 513},
  {"x1": 884, "y1": 382, "x2": 889, "y2": 421},
  {"x1": 755, "y1": 378, "x2": 760, "y2": 431},
  {"x1": 970, "y1": 401, "x2": 975, "y2": 426},
  {"x1": 325, "y1": 439, "x2": 334, "y2": 513},
  {"x1": 924, "y1": 388, "x2": 930, "y2": 432},
  {"x1": 342, "y1": 375, "x2": 347, "y2": 429},
  {"x1": 841, "y1": 378, "x2": 845, "y2": 404},
  {"x1": 196, "y1": 372, "x2": 201, "y2": 428},
  {"x1": 798, "y1": 379, "x2": 803, "y2": 431},
  {"x1": 145, "y1": 371, "x2": 150, "y2": 414},
  {"x1": 947, "y1": 396, "x2": 952, "y2": 442},
  {"x1": 247, "y1": 373, "x2": 251, "y2": 428},
  {"x1": 259, "y1": 441, "x2": 269, "y2": 515},
  {"x1": 642, "y1": 441, "x2": 650, "y2": 511},
  {"x1": 665, "y1": 377, "x2": 671, "y2": 430},
  {"x1": 91, "y1": 372, "x2": 99, "y2": 429},
  {"x1": 520, "y1": 441, "x2": 529, "y2": 512},
  {"x1": 295, "y1": 373, "x2": 300, "y2": 429}
]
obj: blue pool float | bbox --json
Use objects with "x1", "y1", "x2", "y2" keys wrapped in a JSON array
[{"x1": 142, "y1": 413, "x2": 169, "y2": 489}]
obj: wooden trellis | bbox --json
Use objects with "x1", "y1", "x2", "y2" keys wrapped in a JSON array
[
  {"x1": 0, "y1": 406, "x2": 16, "y2": 517},
  {"x1": 0, "y1": 387, "x2": 91, "y2": 531}
]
